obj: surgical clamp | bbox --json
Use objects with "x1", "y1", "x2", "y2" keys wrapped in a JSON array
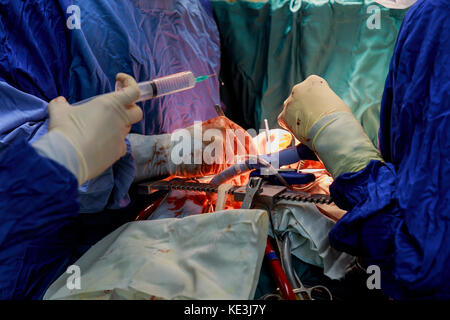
[
  {"x1": 280, "y1": 233, "x2": 333, "y2": 300},
  {"x1": 240, "y1": 177, "x2": 297, "y2": 300}
]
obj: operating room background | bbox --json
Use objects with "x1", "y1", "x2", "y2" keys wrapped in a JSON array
[{"x1": 212, "y1": 0, "x2": 407, "y2": 147}]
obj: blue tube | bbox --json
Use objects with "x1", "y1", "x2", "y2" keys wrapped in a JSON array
[
  {"x1": 250, "y1": 170, "x2": 316, "y2": 185},
  {"x1": 210, "y1": 144, "x2": 318, "y2": 185},
  {"x1": 250, "y1": 144, "x2": 317, "y2": 170}
]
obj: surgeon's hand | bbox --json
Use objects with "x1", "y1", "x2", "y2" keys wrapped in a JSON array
[
  {"x1": 129, "y1": 116, "x2": 257, "y2": 183},
  {"x1": 34, "y1": 73, "x2": 143, "y2": 185},
  {"x1": 278, "y1": 75, "x2": 352, "y2": 143},
  {"x1": 278, "y1": 75, "x2": 383, "y2": 178}
]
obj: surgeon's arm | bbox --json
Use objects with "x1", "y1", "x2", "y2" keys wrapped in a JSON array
[
  {"x1": 33, "y1": 73, "x2": 142, "y2": 186},
  {"x1": 128, "y1": 116, "x2": 257, "y2": 183},
  {"x1": 0, "y1": 139, "x2": 80, "y2": 299},
  {"x1": 325, "y1": 0, "x2": 450, "y2": 298},
  {"x1": 278, "y1": 69, "x2": 449, "y2": 299},
  {"x1": 278, "y1": 75, "x2": 383, "y2": 180}
]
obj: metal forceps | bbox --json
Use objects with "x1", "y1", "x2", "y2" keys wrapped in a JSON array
[
  {"x1": 239, "y1": 176, "x2": 333, "y2": 300},
  {"x1": 292, "y1": 274, "x2": 333, "y2": 301},
  {"x1": 241, "y1": 177, "x2": 297, "y2": 300},
  {"x1": 279, "y1": 232, "x2": 333, "y2": 300}
]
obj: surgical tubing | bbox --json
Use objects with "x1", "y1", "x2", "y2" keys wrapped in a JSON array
[
  {"x1": 280, "y1": 233, "x2": 301, "y2": 290},
  {"x1": 246, "y1": 155, "x2": 290, "y2": 187},
  {"x1": 210, "y1": 144, "x2": 317, "y2": 186},
  {"x1": 209, "y1": 162, "x2": 250, "y2": 186},
  {"x1": 209, "y1": 155, "x2": 288, "y2": 187},
  {"x1": 265, "y1": 239, "x2": 297, "y2": 300}
]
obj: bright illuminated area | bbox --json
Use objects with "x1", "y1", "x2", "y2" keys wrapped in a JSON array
[{"x1": 0, "y1": 0, "x2": 448, "y2": 311}]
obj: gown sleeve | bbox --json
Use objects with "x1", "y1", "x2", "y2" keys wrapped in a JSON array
[
  {"x1": 328, "y1": 0, "x2": 450, "y2": 299},
  {"x1": 0, "y1": 139, "x2": 80, "y2": 299}
]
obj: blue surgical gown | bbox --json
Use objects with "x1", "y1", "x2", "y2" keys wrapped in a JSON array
[
  {"x1": 0, "y1": 0, "x2": 220, "y2": 299},
  {"x1": 0, "y1": 140, "x2": 80, "y2": 299},
  {"x1": 0, "y1": 0, "x2": 220, "y2": 213},
  {"x1": 329, "y1": 0, "x2": 450, "y2": 300}
]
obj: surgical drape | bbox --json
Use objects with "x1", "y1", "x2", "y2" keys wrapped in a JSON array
[{"x1": 212, "y1": 0, "x2": 406, "y2": 146}]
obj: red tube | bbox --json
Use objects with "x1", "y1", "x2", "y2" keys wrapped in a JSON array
[
  {"x1": 265, "y1": 238, "x2": 297, "y2": 300},
  {"x1": 134, "y1": 195, "x2": 167, "y2": 221}
]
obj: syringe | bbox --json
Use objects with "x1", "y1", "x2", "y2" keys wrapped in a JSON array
[
  {"x1": 117, "y1": 71, "x2": 215, "y2": 102},
  {"x1": 73, "y1": 71, "x2": 215, "y2": 106}
]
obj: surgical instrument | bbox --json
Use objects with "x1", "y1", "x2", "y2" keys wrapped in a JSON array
[
  {"x1": 137, "y1": 178, "x2": 333, "y2": 206},
  {"x1": 240, "y1": 177, "x2": 297, "y2": 300},
  {"x1": 292, "y1": 277, "x2": 333, "y2": 301},
  {"x1": 122, "y1": 71, "x2": 216, "y2": 102},
  {"x1": 280, "y1": 233, "x2": 333, "y2": 300},
  {"x1": 209, "y1": 143, "x2": 318, "y2": 186},
  {"x1": 264, "y1": 119, "x2": 271, "y2": 152},
  {"x1": 214, "y1": 104, "x2": 225, "y2": 117},
  {"x1": 73, "y1": 71, "x2": 216, "y2": 105}
]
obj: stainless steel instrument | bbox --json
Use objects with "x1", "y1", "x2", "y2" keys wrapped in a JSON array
[{"x1": 137, "y1": 178, "x2": 333, "y2": 206}]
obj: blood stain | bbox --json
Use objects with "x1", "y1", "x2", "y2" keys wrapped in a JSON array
[{"x1": 166, "y1": 193, "x2": 209, "y2": 217}]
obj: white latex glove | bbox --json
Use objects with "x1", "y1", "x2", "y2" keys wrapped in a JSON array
[
  {"x1": 129, "y1": 116, "x2": 257, "y2": 183},
  {"x1": 278, "y1": 75, "x2": 383, "y2": 178},
  {"x1": 33, "y1": 73, "x2": 143, "y2": 185}
]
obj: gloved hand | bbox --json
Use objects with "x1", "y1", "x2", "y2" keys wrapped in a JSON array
[
  {"x1": 278, "y1": 75, "x2": 383, "y2": 178},
  {"x1": 33, "y1": 73, "x2": 143, "y2": 185},
  {"x1": 129, "y1": 116, "x2": 257, "y2": 182}
]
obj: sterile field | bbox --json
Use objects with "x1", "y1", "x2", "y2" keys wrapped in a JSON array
[{"x1": 0, "y1": 0, "x2": 448, "y2": 306}]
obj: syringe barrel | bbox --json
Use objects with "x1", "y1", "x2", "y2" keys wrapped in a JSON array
[{"x1": 136, "y1": 71, "x2": 196, "y2": 102}]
